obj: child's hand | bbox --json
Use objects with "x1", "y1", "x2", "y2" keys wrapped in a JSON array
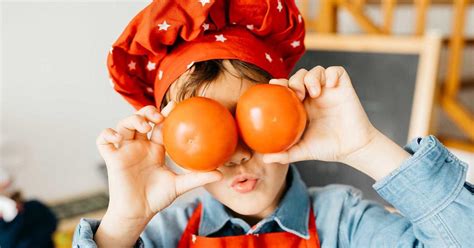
[
  {"x1": 95, "y1": 103, "x2": 222, "y2": 247},
  {"x1": 263, "y1": 66, "x2": 410, "y2": 181},
  {"x1": 262, "y1": 66, "x2": 378, "y2": 165}
]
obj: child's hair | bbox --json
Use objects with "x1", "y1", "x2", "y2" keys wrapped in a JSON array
[{"x1": 161, "y1": 59, "x2": 272, "y2": 109}]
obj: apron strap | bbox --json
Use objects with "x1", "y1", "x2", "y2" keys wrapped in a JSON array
[
  {"x1": 177, "y1": 203, "x2": 203, "y2": 248},
  {"x1": 307, "y1": 204, "x2": 321, "y2": 247}
]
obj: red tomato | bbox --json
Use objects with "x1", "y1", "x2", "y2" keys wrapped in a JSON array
[
  {"x1": 236, "y1": 84, "x2": 307, "y2": 153},
  {"x1": 163, "y1": 97, "x2": 238, "y2": 171}
]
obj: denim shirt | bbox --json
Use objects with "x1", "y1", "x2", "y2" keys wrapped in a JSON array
[{"x1": 73, "y1": 135, "x2": 474, "y2": 247}]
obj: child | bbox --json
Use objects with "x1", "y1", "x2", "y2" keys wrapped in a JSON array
[
  {"x1": 74, "y1": 0, "x2": 473, "y2": 247},
  {"x1": 0, "y1": 168, "x2": 17, "y2": 223},
  {"x1": 0, "y1": 166, "x2": 57, "y2": 248}
]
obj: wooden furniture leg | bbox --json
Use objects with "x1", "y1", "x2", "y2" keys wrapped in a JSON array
[{"x1": 439, "y1": 0, "x2": 474, "y2": 149}]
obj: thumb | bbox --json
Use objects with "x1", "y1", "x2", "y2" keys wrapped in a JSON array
[
  {"x1": 262, "y1": 144, "x2": 309, "y2": 164},
  {"x1": 175, "y1": 171, "x2": 222, "y2": 196}
]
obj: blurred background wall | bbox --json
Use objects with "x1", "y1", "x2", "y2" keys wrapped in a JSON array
[
  {"x1": 1, "y1": 2, "x2": 143, "y2": 202},
  {"x1": 1, "y1": 0, "x2": 473, "y2": 203}
]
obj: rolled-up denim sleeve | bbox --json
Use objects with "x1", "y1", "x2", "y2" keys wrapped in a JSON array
[
  {"x1": 72, "y1": 200, "x2": 196, "y2": 247},
  {"x1": 72, "y1": 218, "x2": 144, "y2": 248},
  {"x1": 374, "y1": 135, "x2": 471, "y2": 220},
  {"x1": 342, "y1": 135, "x2": 473, "y2": 247},
  {"x1": 373, "y1": 135, "x2": 472, "y2": 246}
]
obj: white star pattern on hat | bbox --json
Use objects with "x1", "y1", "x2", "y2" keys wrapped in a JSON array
[
  {"x1": 157, "y1": 20, "x2": 171, "y2": 31},
  {"x1": 215, "y1": 34, "x2": 227, "y2": 42},
  {"x1": 202, "y1": 23, "x2": 210, "y2": 31},
  {"x1": 158, "y1": 70, "x2": 163, "y2": 80},
  {"x1": 147, "y1": 61, "x2": 156, "y2": 71},
  {"x1": 109, "y1": 47, "x2": 113, "y2": 54},
  {"x1": 128, "y1": 61, "x2": 136, "y2": 70},
  {"x1": 187, "y1": 61, "x2": 195, "y2": 69},
  {"x1": 246, "y1": 24, "x2": 254, "y2": 30},
  {"x1": 265, "y1": 53, "x2": 272, "y2": 63},
  {"x1": 291, "y1": 40, "x2": 300, "y2": 48},
  {"x1": 298, "y1": 14, "x2": 303, "y2": 23},
  {"x1": 277, "y1": 0, "x2": 283, "y2": 12},
  {"x1": 192, "y1": 234, "x2": 197, "y2": 243},
  {"x1": 199, "y1": 0, "x2": 210, "y2": 6},
  {"x1": 146, "y1": 87, "x2": 154, "y2": 93}
]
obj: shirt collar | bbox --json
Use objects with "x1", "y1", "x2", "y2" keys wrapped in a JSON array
[
  {"x1": 199, "y1": 190, "x2": 232, "y2": 236},
  {"x1": 199, "y1": 165, "x2": 311, "y2": 239}
]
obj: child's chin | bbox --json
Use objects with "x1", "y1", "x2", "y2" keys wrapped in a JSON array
[{"x1": 226, "y1": 198, "x2": 272, "y2": 216}]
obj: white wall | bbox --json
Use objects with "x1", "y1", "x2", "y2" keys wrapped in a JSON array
[
  {"x1": 1, "y1": 1, "x2": 473, "y2": 202},
  {"x1": 1, "y1": 1, "x2": 149, "y2": 202}
]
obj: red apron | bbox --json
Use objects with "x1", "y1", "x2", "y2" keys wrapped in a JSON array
[{"x1": 178, "y1": 203, "x2": 321, "y2": 248}]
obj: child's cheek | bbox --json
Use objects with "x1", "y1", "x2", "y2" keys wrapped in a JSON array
[{"x1": 203, "y1": 179, "x2": 227, "y2": 197}]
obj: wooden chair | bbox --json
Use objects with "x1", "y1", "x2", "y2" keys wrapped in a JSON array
[{"x1": 298, "y1": 0, "x2": 474, "y2": 152}]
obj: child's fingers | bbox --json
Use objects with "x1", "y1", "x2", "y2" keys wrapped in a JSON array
[
  {"x1": 135, "y1": 105, "x2": 164, "y2": 141},
  {"x1": 262, "y1": 143, "x2": 309, "y2": 164},
  {"x1": 150, "y1": 125, "x2": 164, "y2": 145},
  {"x1": 304, "y1": 66, "x2": 325, "y2": 98},
  {"x1": 116, "y1": 114, "x2": 152, "y2": 141},
  {"x1": 135, "y1": 105, "x2": 164, "y2": 124},
  {"x1": 161, "y1": 100, "x2": 176, "y2": 118},
  {"x1": 288, "y1": 69, "x2": 307, "y2": 101},
  {"x1": 150, "y1": 101, "x2": 176, "y2": 145},
  {"x1": 175, "y1": 170, "x2": 223, "y2": 196},
  {"x1": 324, "y1": 66, "x2": 351, "y2": 88},
  {"x1": 269, "y1": 78, "x2": 289, "y2": 87},
  {"x1": 96, "y1": 128, "x2": 122, "y2": 154}
]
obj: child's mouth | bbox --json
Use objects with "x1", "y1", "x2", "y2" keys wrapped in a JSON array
[{"x1": 231, "y1": 175, "x2": 259, "y2": 193}]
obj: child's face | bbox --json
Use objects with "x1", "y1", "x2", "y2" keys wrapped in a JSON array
[{"x1": 168, "y1": 61, "x2": 289, "y2": 218}]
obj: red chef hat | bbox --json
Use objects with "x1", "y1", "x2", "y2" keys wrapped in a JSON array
[{"x1": 108, "y1": 0, "x2": 305, "y2": 110}]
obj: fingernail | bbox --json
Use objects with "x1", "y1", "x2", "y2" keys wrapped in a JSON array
[
  {"x1": 298, "y1": 92, "x2": 305, "y2": 100},
  {"x1": 153, "y1": 112, "x2": 162, "y2": 121}
]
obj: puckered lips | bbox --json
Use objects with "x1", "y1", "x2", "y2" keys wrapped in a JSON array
[{"x1": 230, "y1": 174, "x2": 260, "y2": 194}]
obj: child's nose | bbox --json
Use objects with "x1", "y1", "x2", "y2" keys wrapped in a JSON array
[{"x1": 223, "y1": 141, "x2": 252, "y2": 167}]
